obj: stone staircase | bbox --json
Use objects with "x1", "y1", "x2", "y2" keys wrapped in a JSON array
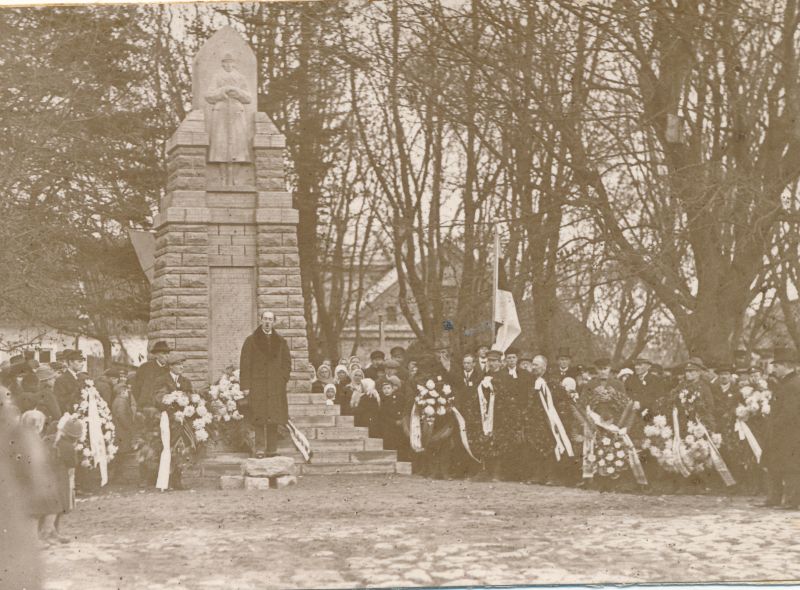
[
  {"x1": 109, "y1": 391, "x2": 411, "y2": 489},
  {"x1": 199, "y1": 390, "x2": 411, "y2": 483}
]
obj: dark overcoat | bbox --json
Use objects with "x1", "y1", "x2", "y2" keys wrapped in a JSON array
[
  {"x1": 52, "y1": 371, "x2": 84, "y2": 413},
  {"x1": 239, "y1": 328, "x2": 291, "y2": 426},
  {"x1": 763, "y1": 370, "x2": 800, "y2": 473},
  {"x1": 132, "y1": 360, "x2": 170, "y2": 409}
]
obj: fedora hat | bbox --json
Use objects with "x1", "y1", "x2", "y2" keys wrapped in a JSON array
[{"x1": 63, "y1": 350, "x2": 85, "y2": 363}]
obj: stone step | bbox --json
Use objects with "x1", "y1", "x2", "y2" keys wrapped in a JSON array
[
  {"x1": 290, "y1": 415, "x2": 354, "y2": 428},
  {"x1": 287, "y1": 393, "x2": 328, "y2": 404},
  {"x1": 288, "y1": 404, "x2": 340, "y2": 416},
  {"x1": 297, "y1": 462, "x2": 404, "y2": 476},
  {"x1": 313, "y1": 426, "x2": 369, "y2": 440},
  {"x1": 206, "y1": 449, "x2": 399, "y2": 467}
]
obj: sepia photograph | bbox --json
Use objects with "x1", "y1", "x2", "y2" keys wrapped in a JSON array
[{"x1": 1, "y1": 1, "x2": 800, "y2": 588}]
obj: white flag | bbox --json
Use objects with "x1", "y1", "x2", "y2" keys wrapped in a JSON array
[{"x1": 493, "y1": 287, "x2": 520, "y2": 352}]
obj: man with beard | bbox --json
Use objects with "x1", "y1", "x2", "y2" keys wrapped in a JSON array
[
  {"x1": 239, "y1": 310, "x2": 292, "y2": 458},
  {"x1": 466, "y1": 349, "x2": 523, "y2": 481}
]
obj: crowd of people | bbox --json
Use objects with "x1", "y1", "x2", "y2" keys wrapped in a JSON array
[
  {"x1": 3, "y1": 336, "x2": 798, "y2": 550},
  {"x1": 308, "y1": 342, "x2": 800, "y2": 509},
  {"x1": 1, "y1": 350, "x2": 138, "y2": 546}
]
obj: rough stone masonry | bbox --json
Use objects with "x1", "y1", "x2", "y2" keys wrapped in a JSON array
[{"x1": 147, "y1": 26, "x2": 312, "y2": 393}]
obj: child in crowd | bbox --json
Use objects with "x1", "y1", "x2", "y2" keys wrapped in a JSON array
[
  {"x1": 40, "y1": 415, "x2": 83, "y2": 544},
  {"x1": 18, "y1": 410, "x2": 62, "y2": 545}
]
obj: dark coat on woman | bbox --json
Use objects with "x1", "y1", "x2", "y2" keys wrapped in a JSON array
[
  {"x1": 763, "y1": 370, "x2": 800, "y2": 473},
  {"x1": 239, "y1": 327, "x2": 291, "y2": 426}
]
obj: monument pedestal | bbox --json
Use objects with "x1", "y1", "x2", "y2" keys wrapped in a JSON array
[{"x1": 147, "y1": 27, "x2": 407, "y2": 477}]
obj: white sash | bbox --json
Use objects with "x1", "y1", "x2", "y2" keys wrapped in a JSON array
[
  {"x1": 156, "y1": 411, "x2": 171, "y2": 491},
  {"x1": 477, "y1": 381, "x2": 495, "y2": 436},
  {"x1": 86, "y1": 388, "x2": 109, "y2": 486},
  {"x1": 409, "y1": 405, "x2": 424, "y2": 452},
  {"x1": 735, "y1": 419, "x2": 763, "y2": 463},
  {"x1": 287, "y1": 420, "x2": 312, "y2": 462},
  {"x1": 535, "y1": 377, "x2": 574, "y2": 460},
  {"x1": 450, "y1": 407, "x2": 481, "y2": 463}
]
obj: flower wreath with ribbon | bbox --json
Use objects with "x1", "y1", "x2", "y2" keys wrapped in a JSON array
[
  {"x1": 408, "y1": 376, "x2": 479, "y2": 463},
  {"x1": 64, "y1": 379, "x2": 117, "y2": 487},
  {"x1": 733, "y1": 380, "x2": 771, "y2": 463}
]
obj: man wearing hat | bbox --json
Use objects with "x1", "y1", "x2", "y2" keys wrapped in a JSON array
[
  {"x1": 132, "y1": 341, "x2": 171, "y2": 409},
  {"x1": 760, "y1": 348, "x2": 800, "y2": 509},
  {"x1": 624, "y1": 357, "x2": 663, "y2": 422},
  {"x1": 464, "y1": 348, "x2": 524, "y2": 481},
  {"x1": 239, "y1": 310, "x2": 292, "y2": 458},
  {"x1": 672, "y1": 357, "x2": 716, "y2": 430},
  {"x1": 712, "y1": 363, "x2": 752, "y2": 491},
  {"x1": 52, "y1": 350, "x2": 87, "y2": 413},
  {"x1": 581, "y1": 357, "x2": 626, "y2": 399},
  {"x1": 364, "y1": 350, "x2": 386, "y2": 381},
  {"x1": 554, "y1": 347, "x2": 578, "y2": 381}
]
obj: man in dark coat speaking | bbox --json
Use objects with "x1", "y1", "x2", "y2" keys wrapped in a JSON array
[{"x1": 239, "y1": 310, "x2": 292, "y2": 458}]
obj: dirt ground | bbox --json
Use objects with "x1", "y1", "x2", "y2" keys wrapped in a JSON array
[{"x1": 40, "y1": 474, "x2": 800, "y2": 589}]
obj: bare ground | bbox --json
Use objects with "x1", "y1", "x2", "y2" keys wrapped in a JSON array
[{"x1": 42, "y1": 475, "x2": 800, "y2": 589}]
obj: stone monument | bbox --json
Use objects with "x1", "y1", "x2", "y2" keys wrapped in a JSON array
[
  {"x1": 147, "y1": 28, "x2": 408, "y2": 478},
  {"x1": 148, "y1": 27, "x2": 309, "y2": 389}
]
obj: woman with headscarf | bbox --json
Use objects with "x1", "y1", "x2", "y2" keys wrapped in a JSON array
[
  {"x1": 334, "y1": 365, "x2": 353, "y2": 414},
  {"x1": 313, "y1": 364, "x2": 334, "y2": 394},
  {"x1": 351, "y1": 377, "x2": 381, "y2": 432}
]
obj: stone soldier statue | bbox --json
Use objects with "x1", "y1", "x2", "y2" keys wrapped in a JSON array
[
  {"x1": 239, "y1": 310, "x2": 292, "y2": 458},
  {"x1": 205, "y1": 52, "x2": 253, "y2": 185}
]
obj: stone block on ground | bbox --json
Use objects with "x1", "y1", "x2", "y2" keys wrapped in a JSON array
[
  {"x1": 219, "y1": 475, "x2": 244, "y2": 490},
  {"x1": 242, "y1": 456, "x2": 296, "y2": 478},
  {"x1": 244, "y1": 476, "x2": 272, "y2": 490},
  {"x1": 274, "y1": 475, "x2": 297, "y2": 489},
  {"x1": 396, "y1": 462, "x2": 413, "y2": 475}
]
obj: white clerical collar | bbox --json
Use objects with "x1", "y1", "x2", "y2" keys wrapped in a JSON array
[{"x1": 262, "y1": 327, "x2": 273, "y2": 335}]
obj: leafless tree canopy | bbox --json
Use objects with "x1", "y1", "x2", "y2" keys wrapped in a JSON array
[{"x1": 4, "y1": 1, "x2": 800, "y2": 365}]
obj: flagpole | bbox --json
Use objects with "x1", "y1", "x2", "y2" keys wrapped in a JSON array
[{"x1": 492, "y1": 225, "x2": 499, "y2": 345}]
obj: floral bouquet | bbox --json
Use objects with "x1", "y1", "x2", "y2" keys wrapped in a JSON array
[
  {"x1": 160, "y1": 390, "x2": 214, "y2": 461},
  {"x1": 643, "y1": 415, "x2": 722, "y2": 475},
  {"x1": 735, "y1": 381, "x2": 771, "y2": 421},
  {"x1": 585, "y1": 433, "x2": 629, "y2": 478},
  {"x1": 206, "y1": 367, "x2": 251, "y2": 451},
  {"x1": 414, "y1": 378, "x2": 455, "y2": 424},
  {"x1": 208, "y1": 367, "x2": 246, "y2": 423},
  {"x1": 733, "y1": 380, "x2": 771, "y2": 463},
  {"x1": 66, "y1": 379, "x2": 118, "y2": 469}
]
